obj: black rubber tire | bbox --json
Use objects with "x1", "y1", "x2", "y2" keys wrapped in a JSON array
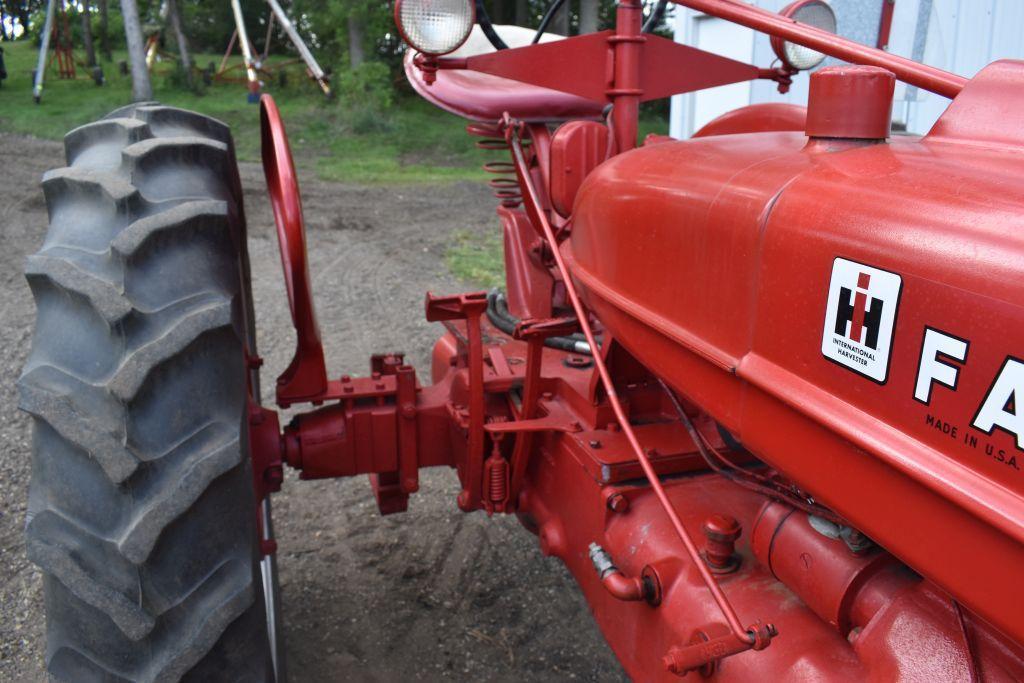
[{"x1": 18, "y1": 103, "x2": 273, "y2": 682}]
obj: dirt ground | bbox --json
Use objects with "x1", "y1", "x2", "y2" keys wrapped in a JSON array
[{"x1": 0, "y1": 131, "x2": 626, "y2": 681}]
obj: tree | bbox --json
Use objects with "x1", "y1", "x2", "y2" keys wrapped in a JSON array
[
  {"x1": 551, "y1": 0, "x2": 569, "y2": 36},
  {"x1": 97, "y1": 0, "x2": 111, "y2": 61},
  {"x1": 347, "y1": 14, "x2": 364, "y2": 67},
  {"x1": 490, "y1": 0, "x2": 505, "y2": 23},
  {"x1": 16, "y1": 1, "x2": 31, "y2": 37},
  {"x1": 120, "y1": 0, "x2": 152, "y2": 100},
  {"x1": 579, "y1": 0, "x2": 597, "y2": 34},
  {"x1": 515, "y1": 0, "x2": 528, "y2": 26},
  {"x1": 166, "y1": 0, "x2": 192, "y2": 87},
  {"x1": 80, "y1": 1, "x2": 97, "y2": 67}
]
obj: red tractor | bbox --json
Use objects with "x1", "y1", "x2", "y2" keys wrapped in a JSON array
[{"x1": 19, "y1": 0, "x2": 1024, "y2": 680}]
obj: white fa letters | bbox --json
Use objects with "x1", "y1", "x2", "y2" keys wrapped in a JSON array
[
  {"x1": 914, "y1": 328, "x2": 968, "y2": 404},
  {"x1": 972, "y1": 358, "x2": 1024, "y2": 450},
  {"x1": 912, "y1": 327, "x2": 1022, "y2": 452}
]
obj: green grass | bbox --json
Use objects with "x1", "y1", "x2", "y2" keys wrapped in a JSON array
[
  {"x1": 0, "y1": 40, "x2": 668, "y2": 185},
  {"x1": 0, "y1": 40, "x2": 494, "y2": 182},
  {"x1": 446, "y1": 230, "x2": 505, "y2": 288}
]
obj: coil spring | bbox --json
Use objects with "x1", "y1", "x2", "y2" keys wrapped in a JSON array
[
  {"x1": 488, "y1": 454, "x2": 509, "y2": 504},
  {"x1": 467, "y1": 123, "x2": 522, "y2": 208}
]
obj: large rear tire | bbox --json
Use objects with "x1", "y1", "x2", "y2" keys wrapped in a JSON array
[{"x1": 19, "y1": 104, "x2": 276, "y2": 681}]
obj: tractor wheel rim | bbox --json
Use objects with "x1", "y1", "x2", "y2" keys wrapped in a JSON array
[{"x1": 260, "y1": 497, "x2": 286, "y2": 681}]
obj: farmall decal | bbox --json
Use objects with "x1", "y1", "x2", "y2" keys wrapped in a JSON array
[
  {"x1": 819, "y1": 259, "x2": 1022, "y2": 472},
  {"x1": 821, "y1": 258, "x2": 902, "y2": 383}
]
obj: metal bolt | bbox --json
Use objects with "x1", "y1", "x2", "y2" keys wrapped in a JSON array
[
  {"x1": 589, "y1": 439, "x2": 602, "y2": 449},
  {"x1": 841, "y1": 528, "x2": 874, "y2": 554},
  {"x1": 564, "y1": 355, "x2": 593, "y2": 369},
  {"x1": 606, "y1": 492, "x2": 629, "y2": 513},
  {"x1": 588, "y1": 542, "x2": 616, "y2": 577},
  {"x1": 341, "y1": 374, "x2": 352, "y2": 383}
]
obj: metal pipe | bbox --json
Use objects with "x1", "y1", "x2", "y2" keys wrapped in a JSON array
[
  {"x1": 230, "y1": 0, "x2": 258, "y2": 85},
  {"x1": 602, "y1": 571, "x2": 646, "y2": 601},
  {"x1": 670, "y1": 0, "x2": 966, "y2": 98},
  {"x1": 264, "y1": 0, "x2": 331, "y2": 95},
  {"x1": 589, "y1": 543, "x2": 647, "y2": 601},
  {"x1": 33, "y1": 0, "x2": 57, "y2": 102},
  {"x1": 610, "y1": 0, "x2": 643, "y2": 152}
]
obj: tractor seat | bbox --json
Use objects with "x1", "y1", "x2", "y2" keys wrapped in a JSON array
[{"x1": 404, "y1": 25, "x2": 605, "y2": 123}]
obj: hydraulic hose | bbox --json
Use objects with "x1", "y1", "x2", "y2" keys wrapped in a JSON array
[{"x1": 486, "y1": 290, "x2": 592, "y2": 354}]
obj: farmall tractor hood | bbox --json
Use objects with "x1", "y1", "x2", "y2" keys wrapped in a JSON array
[{"x1": 568, "y1": 61, "x2": 1024, "y2": 644}]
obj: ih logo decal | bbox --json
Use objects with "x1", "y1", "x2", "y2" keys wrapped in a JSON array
[{"x1": 822, "y1": 258, "x2": 902, "y2": 383}]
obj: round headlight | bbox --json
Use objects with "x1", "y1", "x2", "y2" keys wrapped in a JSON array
[
  {"x1": 395, "y1": 0, "x2": 476, "y2": 56},
  {"x1": 772, "y1": 0, "x2": 837, "y2": 71}
]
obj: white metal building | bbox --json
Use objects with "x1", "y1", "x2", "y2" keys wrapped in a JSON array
[{"x1": 670, "y1": 0, "x2": 1024, "y2": 138}]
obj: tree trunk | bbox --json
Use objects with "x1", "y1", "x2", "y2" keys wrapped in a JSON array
[
  {"x1": 491, "y1": 0, "x2": 505, "y2": 24},
  {"x1": 579, "y1": 0, "x2": 597, "y2": 34},
  {"x1": 551, "y1": 0, "x2": 570, "y2": 36},
  {"x1": 347, "y1": 14, "x2": 364, "y2": 68},
  {"x1": 166, "y1": 0, "x2": 192, "y2": 86},
  {"x1": 17, "y1": 3, "x2": 30, "y2": 36},
  {"x1": 97, "y1": 0, "x2": 111, "y2": 60},
  {"x1": 0, "y1": 4, "x2": 9, "y2": 41},
  {"x1": 120, "y1": 0, "x2": 153, "y2": 100},
  {"x1": 80, "y1": 2, "x2": 97, "y2": 67},
  {"x1": 515, "y1": 0, "x2": 528, "y2": 27}
]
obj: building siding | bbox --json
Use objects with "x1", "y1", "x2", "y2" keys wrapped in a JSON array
[{"x1": 670, "y1": 0, "x2": 1024, "y2": 138}]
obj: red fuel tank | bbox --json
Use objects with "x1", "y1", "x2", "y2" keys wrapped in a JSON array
[{"x1": 566, "y1": 61, "x2": 1024, "y2": 644}]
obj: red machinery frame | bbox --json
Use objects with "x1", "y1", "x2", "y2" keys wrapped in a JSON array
[{"x1": 251, "y1": 1, "x2": 1024, "y2": 679}]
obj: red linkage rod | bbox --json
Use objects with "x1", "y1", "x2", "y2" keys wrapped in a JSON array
[
  {"x1": 672, "y1": 0, "x2": 967, "y2": 99},
  {"x1": 504, "y1": 123, "x2": 765, "y2": 649}
]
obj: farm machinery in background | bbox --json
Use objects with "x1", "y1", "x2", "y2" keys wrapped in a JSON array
[
  {"x1": 216, "y1": 0, "x2": 332, "y2": 101},
  {"x1": 30, "y1": 0, "x2": 330, "y2": 104},
  {"x1": 32, "y1": 0, "x2": 105, "y2": 102},
  {"x1": 18, "y1": 0, "x2": 1024, "y2": 680}
]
